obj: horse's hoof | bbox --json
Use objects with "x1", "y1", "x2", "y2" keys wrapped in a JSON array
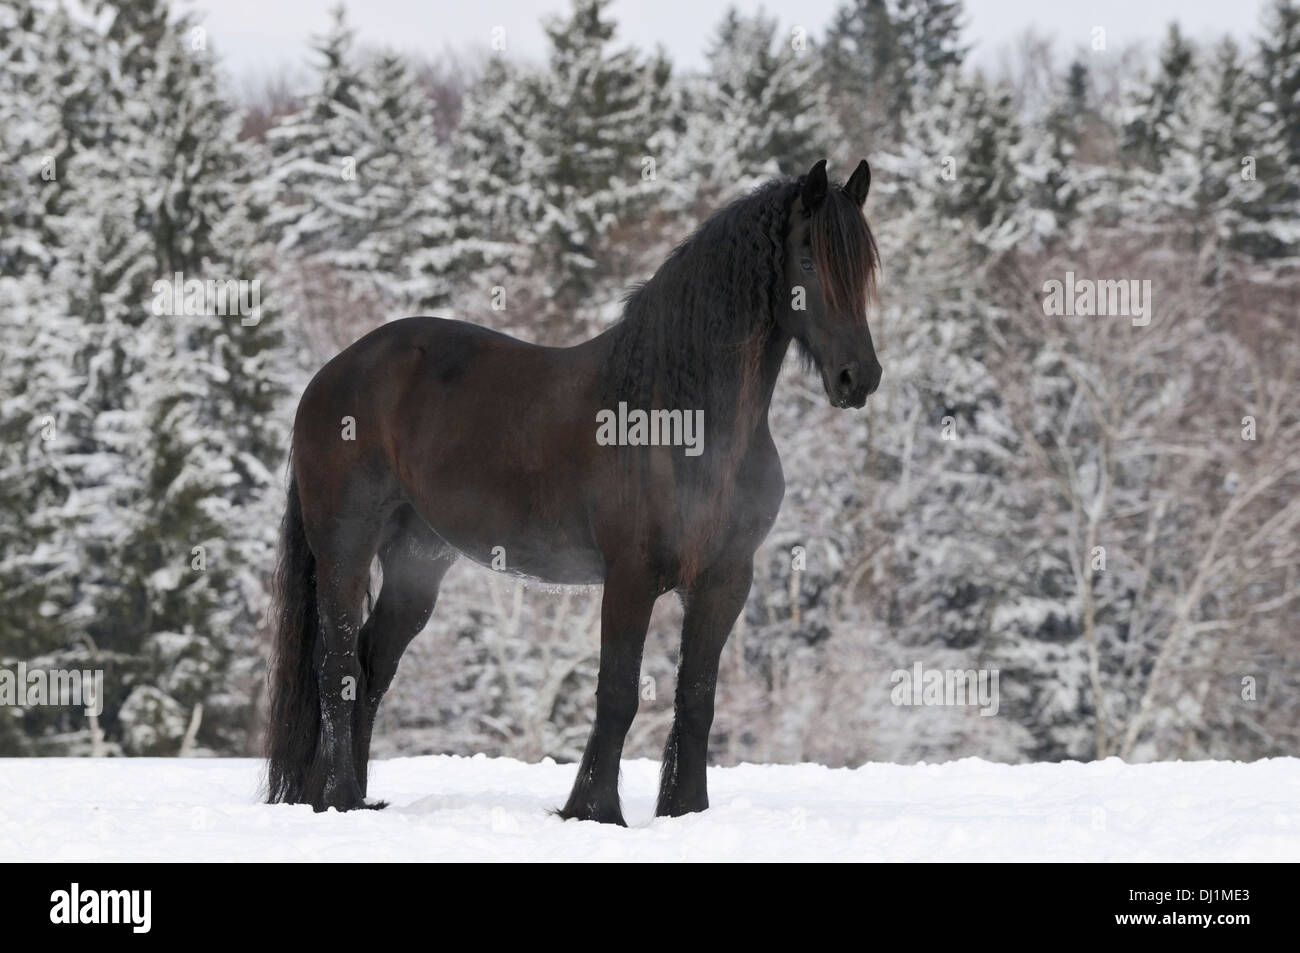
[
  {"x1": 655, "y1": 792, "x2": 709, "y2": 818},
  {"x1": 552, "y1": 804, "x2": 627, "y2": 826},
  {"x1": 312, "y1": 786, "x2": 368, "y2": 813}
]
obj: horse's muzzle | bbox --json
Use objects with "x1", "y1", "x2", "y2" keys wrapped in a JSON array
[{"x1": 830, "y1": 360, "x2": 882, "y2": 408}]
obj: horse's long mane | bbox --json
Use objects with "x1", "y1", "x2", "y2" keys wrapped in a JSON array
[
  {"x1": 600, "y1": 172, "x2": 878, "y2": 427},
  {"x1": 599, "y1": 178, "x2": 797, "y2": 433},
  {"x1": 596, "y1": 171, "x2": 878, "y2": 580}
]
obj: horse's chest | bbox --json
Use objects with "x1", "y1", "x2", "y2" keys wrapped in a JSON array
[{"x1": 729, "y1": 455, "x2": 785, "y2": 540}]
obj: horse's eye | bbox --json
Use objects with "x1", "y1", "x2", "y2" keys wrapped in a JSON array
[{"x1": 800, "y1": 258, "x2": 814, "y2": 273}]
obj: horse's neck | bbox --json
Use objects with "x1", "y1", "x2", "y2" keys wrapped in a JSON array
[
  {"x1": 708, "y1": 323, "x2": 790, "y2": 463},
  {"x1": 756, "y1": 327, "x2": 792, "y2": 417},
  {"x1": 591, "y1": 307, "x2": 789, "y2": 451}
]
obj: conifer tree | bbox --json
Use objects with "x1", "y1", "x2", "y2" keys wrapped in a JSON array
[
  {"x1": 524, "y1": 0, "x2": 673, "y2": 308},
  {"x1": 350, "y1": 49, "x2": 440, "y2": 309},
  {"x1": 684, "y1": 7, "x2": 842, "y2": 197},
  {"x1": 825, "y1": 0, "x2": 901, "y2": 148},
  {"x1": 261, "y1": 5, "x2": 370, "y2": 259},
  {"x1": 1120, "y1": 23, "x2": 1196, "y2": 172},
  {"x1": 409, "y1": 57, "x2": 541, "y2": 314},
  {"x1": 1162, "y1": 38, "x2": 1276, "y2": 266},
  {"x1": 1023, "y1": 60, "x2": 1090, "y2": 242},
  {"x1": 1, "y1": 0, "x2": 289, "y2": 753},
  {"x1": 1251, "y1": 0, "x2": 1300, "y2": 257}
]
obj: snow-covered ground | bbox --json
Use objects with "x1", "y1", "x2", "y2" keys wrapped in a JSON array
[{"x1": 2, "y1": 755, "x2": 1297, "y2": 861}]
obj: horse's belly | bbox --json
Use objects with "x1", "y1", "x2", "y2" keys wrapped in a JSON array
[
  {"x1": 456, "y1": 540, "x2": 606, "y2": 586},
  {"x1": 411, "y1": 479, "x2": 606, "y2": 585}
]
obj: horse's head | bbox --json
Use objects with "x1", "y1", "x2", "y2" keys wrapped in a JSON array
[{"x1": 778, "y1": 158, "x2": 882, "y2": 409}]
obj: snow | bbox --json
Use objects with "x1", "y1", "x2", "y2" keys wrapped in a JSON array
[{"x1": 2, "y1": 755, "x2": 1297, "y2": 862}]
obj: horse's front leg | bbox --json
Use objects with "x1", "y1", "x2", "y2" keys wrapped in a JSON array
[
  {"x1": 559, "y1": 564, "x2": 657, "y2": 825},
  {"x1": 656, "y1": 556, "x2": 753, "y2": 817}
]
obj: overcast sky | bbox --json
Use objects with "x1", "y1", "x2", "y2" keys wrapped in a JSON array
[{"x1": 187, "y1": 0, "x2": 1268, "y2": 86}]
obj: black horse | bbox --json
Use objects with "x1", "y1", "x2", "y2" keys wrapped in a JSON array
[{"x1": 266, "y1": 158, "x2": 882, "y2": 824}]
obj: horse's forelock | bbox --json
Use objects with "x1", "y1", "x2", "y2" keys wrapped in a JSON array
[{"x1": 810, "y1": 188, "x2": 878, "y2": 323}]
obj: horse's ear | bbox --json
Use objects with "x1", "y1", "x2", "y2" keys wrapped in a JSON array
[
  {"x1": 800, "y1": 158, "x2": 828, "y2": 212},
  {"x1": 845, "y1": 159, "x2": 871, "y2": 206}
]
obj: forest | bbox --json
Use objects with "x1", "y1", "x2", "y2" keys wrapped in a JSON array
[{"x1": 1, "y1": 0, "x2": 1297, "y2": 767}]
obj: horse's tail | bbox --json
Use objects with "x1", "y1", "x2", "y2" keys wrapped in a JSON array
[{"x1": 265, "y1": 469, "x2": 320, "y2": 804}]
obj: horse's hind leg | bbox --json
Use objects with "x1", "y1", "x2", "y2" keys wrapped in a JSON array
[
  {"x1": 656, "y1": 556, "x2": 753, "y2": 817},
  {"x1": 302, "y1": 514, "x2": 383, "y2": 812},
  {"x1": 353, "y1": 507, "x2": 456, "y2": 799}
]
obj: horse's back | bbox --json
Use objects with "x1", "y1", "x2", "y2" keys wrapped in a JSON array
[
  {"x1": 298, "y1": 315, "x2": 566, "y2": 423},
  {"x1": 321, "y1": 316, "x2": 542, "y2": 381}
]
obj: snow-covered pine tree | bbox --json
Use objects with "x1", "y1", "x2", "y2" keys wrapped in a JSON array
[
  {"x1": 63, "y1": 3, "x2": 223, "y2": 754},
  {"x1": 1159, "y1": 38, "x2": 1277, "y2": 270},
  {"x1": 1120, "y1": 23, "x2": 1196, "y2": 174},
  {"x1": 888, "y1": 0, "x2": 967, "y2": 133},
  {"x1": 823, "y1": 0, "x2": 967, "y2": 148},
  {"x1": 348, "y1": 49, "x2": 441, "y2": 311},
  {"x1": 0, "y1": 0, "x2": 148, "y2": 752},
  {"x1": 1259, "y1": 0, "x2": 1300, "y2": 167},
  {"x1": 1251, "y1": 0, "x2": 1300, "y2": 258},
  {"x1": 406, "y1": 56, "x2": 541, "y2": 317},
  {"x1": 0, "y1": 0, "x2": 289, "y2": 755},
  {"x1": 883, "y1": 70, "x2": 1024, "y2": 252},
  {"x1": 260, "y1": 5, "x2": 370, "y2": 263},
  {"x1": 824, "y1": 0, "x2": 901, "y2": 150},
  {"x1": 893, "y1": 0, "x2": 966, "y2": 80},
  {"x1": 0, "y1": 1, "x2": 82, "y2": 686},
  {"x1": 113, "y1": 7, "x2": 289, "y2": 755},
  {"x1": 1021, "y1": 59, "x2": 1091, "y2": 244},
  {"x1": 0, "y1": 0, "x2": 65, "y2": 280},
  {"x1": 260, "y1": 10, "x2": 467, "y2": 334},
  {"x1": 523, "y1": 0, "x2": 673, "y2": 315},
  {"x1": 22, "y1": 2, "x2": 155, "y2": 682},
  {"x1": 681, "y1": 7, "x2": 842, "y2": 199}
]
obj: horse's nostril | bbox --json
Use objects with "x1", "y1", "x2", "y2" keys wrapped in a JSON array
[
  {"x1": 838, "y1": 365, "x2": 858, "y2": 392},
  {"x1": 865, "y1": 363, "x2": 882, "y2": 396}
]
